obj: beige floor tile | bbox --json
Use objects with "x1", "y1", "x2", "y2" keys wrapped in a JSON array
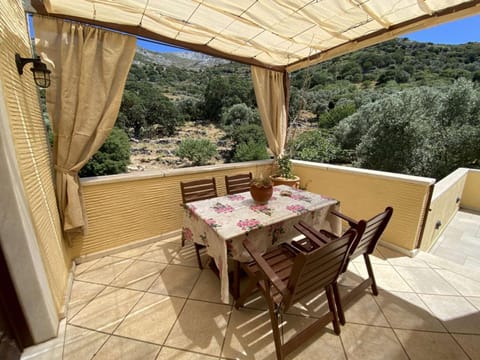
[
  {"x1": 395, "y1": 329, "x2": 469, "y2": 360},
  {"x1": 93, "y1": 335, "x2": 160, "y2": 360},
  {"x1": 285, "y1": 291, "x2": 330, "y2": 318},
  {"x1": 352, "y1": 262, "x2": 413, "y2": 292},
  {"x1": 148, "y1": 264, "x2": 201, "y2": 297},
  {"x1": 165, "y1": 299, "x2": 231, "y2": 357},
  {"x1": 67, "y1": 281, "x2": 105, "y2": 320},
  {"x1": 350, "y1": 252, "x2": 386, "y2": 266},
  {"x1": 170, "y1": 244, "x2": 209, "y2": 268},
  {"x1": 157, "y1": 347, "x2": 218, "y2": 359},
  {"x1": 431, "y1": 247, "x2": 469, "y2": 267},
  {"x1": 62, "y1": 325, "x2": 109, "y2": 360},
  {"x1": 434, "y1": 268, "x2": 480, "y2": 297},
  {"x1": 452, "y1": 334, "x2": 480, "y2": 360},
  {"x1": 467, "y1": 296, "x2": 480, "y2": 310},
  {"x1": 189, "y1": 269, "x2": 232, "y2": 304},
  {"x1": 109, "y1": 260, "x2": 166, "y2": 291},
  {"x1": 420, "y1": 294, "x2": 480, "y2": 334},
  {"x1": 465, "y1": 256, "x2": 480, "y2": 269},
  {"x1": 69, "y1": 287, "x2": 143, "y2": 333},
  {"x1": 74, "y1": 258, "x2": 99, "y2": 276},
  {"x1": 379, "y1": 247, "x2": 430, "y2": 268},
  {"x1": 338, "y1": 269, "x2": 365, "y2": 288},
  {"x1": 223, "y1": 306, "x2": 344, "y2": 360},
  {"x1": 222, "y1": 307, "x2": 277, "y2": 360},
  {"x1": 75, "y1": 256, "x2": 134, "y2": 285},
  {"x1": 394, "y1": 266, "x2": 459, "y2": 295},
  {"x1": 287, "y1": 324, "x2": 346, "y2": 360},
  {"x1": 341, "y1": 291, "x2": 389, "y2": 326},
  {"x1": 114, "y1": 293, "x2": 186, "y2": 344},
  {"x1": 341, "y1": 323, "x2": 408, "y2": 360},
  {"x1": 374, "y1": 291, "x2": 445, "y2": 331},
  {"x1": 138, "y1": 240, "x2": 182, "y2": 264},
  {"x1": 112, "y1": 243, "x2": 154, "y2": 259}
]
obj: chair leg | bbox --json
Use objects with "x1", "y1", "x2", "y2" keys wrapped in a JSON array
[
  {"x1": 364, "y1": 254, "x2": 378, "y2": 295},
  {"x1": 194, "y1": 243, "x2": 203, "y2": 269},
  {"x1": 326, "y1": 285, "x2": 341, "y2": 335},
  {"x1": 332, "y1": 282, "x2": 345, "y2": 326},
  {"x1": 265, "y1": 283, "x2": 284, "y2": 360}
]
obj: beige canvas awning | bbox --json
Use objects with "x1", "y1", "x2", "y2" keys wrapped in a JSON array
[{"x1": 31, "y1": 0, "x2": 480, "y2": 73}]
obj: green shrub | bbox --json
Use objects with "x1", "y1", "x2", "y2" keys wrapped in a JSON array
[
  {"x1": 229, "y1": 123, "x2": 269, "y2": 162},
  {"x1": 317, "y1": 102, "x2": 356, "y2": 128},
  {"x1": 221, "y1": 103, "x2": 259, "y2": 127},
  {"x1": 230, "y1": 123, "x2": 266, "y2": 145},
  {"x1": 290, "y1": 130, "x2": 340, "y2": 163},
  {"x1": 176, "y1": 139, "x2": 217, "y2": 166},
  {"x1": 233, "y1": 140, "x2": 269, "y2": 162},
  {"x1": 79, "y1": 127, "x2": 130, "y2": 177}
]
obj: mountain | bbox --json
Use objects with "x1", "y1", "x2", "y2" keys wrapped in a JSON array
[{"x1": 135, "y1": 47, "x2": 230, "y2": 69}]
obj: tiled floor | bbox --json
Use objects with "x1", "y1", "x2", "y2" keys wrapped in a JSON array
[
  {"x1": 430, "y1": 209, "x2": 480, "y2": 269},
  {"x1": 21, "y1": 212, "x2": 480, "y2": 360}
]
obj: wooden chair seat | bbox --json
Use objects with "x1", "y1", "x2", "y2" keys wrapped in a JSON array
[{"x1": 235, "y1": 230, "x2": 356, "y2": 360}]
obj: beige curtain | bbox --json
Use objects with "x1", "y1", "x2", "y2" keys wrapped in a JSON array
[
  {"x1": 33, "y1": 15, "x2": 136, "y2": 235},
  {"x1": 251, "y1": 66, "x2": 289, "y2": 157}
]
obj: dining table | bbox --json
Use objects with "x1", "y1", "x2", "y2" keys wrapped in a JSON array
[{"x1": 181, "y1": 185, "x2": 341, "y2": 303}]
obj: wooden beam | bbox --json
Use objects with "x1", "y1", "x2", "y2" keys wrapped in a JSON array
[{"x1": 287, "y1": 0, "x2": 480, "y2": 72}]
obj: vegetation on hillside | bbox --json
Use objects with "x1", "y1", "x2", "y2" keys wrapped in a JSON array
[{"x1": 81, "y1": 38, "x2": 480, "y2": 179}]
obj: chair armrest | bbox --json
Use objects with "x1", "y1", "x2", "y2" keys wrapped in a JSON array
[
  {"x1": 289, "y1": 238, "x2": 315, "y2": 253},
  {"x1": 331, "y1": 210, "x2": 358, "y2": 227},
  {"x1": 294, "y1": 221, "x2": 331, "y2": 247},
  {"x1": 319, "y1": 229, "x2": 337, "y2": 238},
  {"x1": 243, "y1": 239, "x2": 287, "y2": 295}
]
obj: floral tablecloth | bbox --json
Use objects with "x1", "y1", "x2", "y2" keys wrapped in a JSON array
[{"x1": 182, "y1": 185, "x2": 340, "y2": 303}]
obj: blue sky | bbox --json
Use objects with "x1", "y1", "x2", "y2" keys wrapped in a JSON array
[
  {"x1": 403, "y1": 15, "x2": 480, "y2": 44},
  {"x1": 138, "y1": 15, "x2": 480, "y2": 52}
]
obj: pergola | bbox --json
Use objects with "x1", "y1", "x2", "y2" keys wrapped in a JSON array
[
  {"x1": 27, "y1": 0, "x2": 480, "y2": 236},
  {"x1": 31, "y1": 0, "x2": 480, "y2": 72}
]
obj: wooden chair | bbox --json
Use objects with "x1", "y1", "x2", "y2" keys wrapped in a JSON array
[
  {"x1": 180, "y1": 178, "x2": 218, "y2": 269},
  {"x1": 294, "y1": 207, "x2": 393, "y2": 323},
  {"x1": 225, "y1": 172, "x2": 252, "y2": 195},
  {"x1": 235, "y1": 230, "x2": 356, "y2": 360}
]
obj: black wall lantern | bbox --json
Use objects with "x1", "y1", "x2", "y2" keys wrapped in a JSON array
[{"x1": 15, "y1": 53, "x2": 51, "y2": 88}]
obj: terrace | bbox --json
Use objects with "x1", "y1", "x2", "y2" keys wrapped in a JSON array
[
  {"x1": 1, "y1": 1, "x2": 480, "y2": 359},
  {"x1": 21, "y1": 209, "x2": 480, "y2": 359}
]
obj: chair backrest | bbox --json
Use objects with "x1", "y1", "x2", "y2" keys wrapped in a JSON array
[
  {"x1": 350, "y1": 207, "x2": 393, "y2": 258},
  {"x1": 283, "y1": 229, "x2": 356, "y2": 310},
  {"x1": 180, "y1": 178, "x2": 218, "y2": 204},
  {"x1": 225, "y1": 173, "x2": 252, "y2": 195}
]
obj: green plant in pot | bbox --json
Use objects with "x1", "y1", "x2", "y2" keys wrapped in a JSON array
[
  {"x1": 270, "y1": 154, "x2": 300, "y2": 188},
  {"x1": 250, "y1": 176, "x2": 273, "y2": 204}
]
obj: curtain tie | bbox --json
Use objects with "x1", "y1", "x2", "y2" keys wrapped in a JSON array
[{"x1": 54, "y1": 165, "x2": 77, "y2": 176}]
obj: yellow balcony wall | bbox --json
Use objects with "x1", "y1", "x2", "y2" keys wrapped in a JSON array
[
  {"x1": 422, "y1": 168, "x2": 480, "y2": 251},
  {"x1": 462, "y1": 168, "x2": 480, "y2": 212},
  {"x1": 72, "y1": 161, "x2": 273, "y2": 258},
  {"x1": 75, "y1": 159, "x2": 437, "y2": 259},
  {"x1": 293, "y1": 160, "x2": 435, "y2": 252},
  {"x1": 1, "y1": 0, "x2": 69, "y2": 321}
]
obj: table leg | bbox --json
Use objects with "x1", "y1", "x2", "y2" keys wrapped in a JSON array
[{"x1": 232, "y1": 260, "x2": 240, "y2": 299}]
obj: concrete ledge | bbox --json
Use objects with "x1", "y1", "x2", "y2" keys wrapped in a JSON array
[{"x1": 81, "y1": 159, "x2": 274, "y2": 186}]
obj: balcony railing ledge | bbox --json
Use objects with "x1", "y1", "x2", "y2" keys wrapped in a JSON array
[
  {"x1": 80, "y1": 159, "x2": 274, "y2": 186},
  {"x1": 432, "y1": 167, "x2": 470, "y2": 198},
  {"x1": 292, "y1": 160, "x2": 436, "y2": 186}
]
